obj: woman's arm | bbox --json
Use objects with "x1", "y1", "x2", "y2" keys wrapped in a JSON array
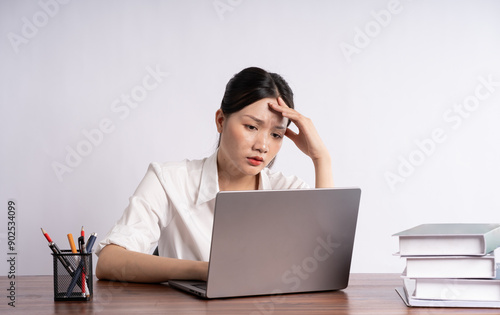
[
  {"x1": 96, "y1": 244, "x2": 208, "y2": 283},
  {"x1": 311, "y1": 151, "x2": 334, "y2": 188},
  {"x1": 269, "y1": 98, "x2": 334, "y2": 188}
]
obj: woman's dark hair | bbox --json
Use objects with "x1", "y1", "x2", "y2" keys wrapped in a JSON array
[
  {"x1": 218, "y1": 67, "x2": 294, "y2": 168},
  {"x1": 220, "y1": 67, "x2": 294, "y2": 123}
]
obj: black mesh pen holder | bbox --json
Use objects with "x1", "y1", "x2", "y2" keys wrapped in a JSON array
[{"x1": 52, "y1": 250, "x2": 93, "y2": 301}]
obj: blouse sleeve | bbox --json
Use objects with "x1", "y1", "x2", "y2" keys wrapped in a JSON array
[{"x1": 95, "y1": 163, "x2": 168, "y2": 256}]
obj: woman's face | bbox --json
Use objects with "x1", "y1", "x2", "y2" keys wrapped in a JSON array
[{"x1": 216, "y1": 97, "x2": 288, "y2": 178}]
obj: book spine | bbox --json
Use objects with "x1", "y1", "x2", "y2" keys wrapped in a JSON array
[{"x1": 485, "y1": 227, "x2": 500, "y2": 254}]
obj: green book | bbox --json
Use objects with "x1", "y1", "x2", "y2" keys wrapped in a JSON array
[{"x1": 393, "y1": 223, "x2": 500, "y2": 256}]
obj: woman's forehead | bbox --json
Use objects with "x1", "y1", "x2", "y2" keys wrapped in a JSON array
[{"x1": 236, "y1": 98, "x2": 287, "y2": 126}]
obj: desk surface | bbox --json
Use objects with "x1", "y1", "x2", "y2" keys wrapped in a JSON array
[{"x1": 2, "y1": 273, "x2": 499, "y2": 314}]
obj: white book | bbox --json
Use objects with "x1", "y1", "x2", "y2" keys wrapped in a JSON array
[
  {"x1": 402, "y1": 264, "x2": 500, "y2": 302},
  {"x1": 403, "y1": 254, "x2": 496, "y2": 278},
  {"x1": 396, "y1": 286, "x2": 500, "y2": 308},
  {"x1": 393, "y1": 223, "x2": 500, "y2": 256}
]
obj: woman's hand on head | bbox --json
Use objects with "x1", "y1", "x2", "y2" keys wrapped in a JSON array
[
  {"x1": 268, "y1": 97, "x2": 330, "y2": 164},
  {"x1": 268, "y1": 97, "x2": 333, "y2": 188}
]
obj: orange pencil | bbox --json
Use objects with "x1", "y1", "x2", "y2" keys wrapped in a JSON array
[{"x1": 67, "y1": 234, "x2": 77, "y2": 253}]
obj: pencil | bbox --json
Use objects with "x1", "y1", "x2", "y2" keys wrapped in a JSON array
[
  {"x1": 67, "y1": 234, "x2": 77, "y2": 253},
  {"x1": 41, "y1": 228, "x2": 74, "y2": 274}
]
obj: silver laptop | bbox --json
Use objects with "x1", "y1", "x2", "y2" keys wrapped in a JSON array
[{"x1": 168, "y1": 187, "x2": 361, "y2": 299}]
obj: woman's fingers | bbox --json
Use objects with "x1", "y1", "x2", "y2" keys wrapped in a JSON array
[
  {"x1": 268, "y1": 98, "x2": 288, "y2": 116},
  {"x1": 277, "y1": 96, "x2": 289, "y2": 108},
  {"x1": 268, "y1": 97, "x2": 303, "y2": 125},
  {"x1": 285, "y1": 127, "x2": 299, "y2": 142}
]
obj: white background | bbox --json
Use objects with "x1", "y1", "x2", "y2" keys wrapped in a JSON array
[{"x1": 1, "y1": 0, "x2": 500, "y2": 276}]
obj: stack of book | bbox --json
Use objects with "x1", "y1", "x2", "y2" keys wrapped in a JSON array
[{"x1": 393, "y1": 223, "x2": 500, "y2": 308}]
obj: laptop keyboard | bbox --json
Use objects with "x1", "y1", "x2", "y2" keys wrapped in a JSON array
[{"x1": 192, "y1": 283, "x2": 207, "y2": 290}]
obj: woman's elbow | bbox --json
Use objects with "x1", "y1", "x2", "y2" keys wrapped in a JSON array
[
  {"x1": 95, "y1": 258, "x2": 107, "y2": 280},
  {"x1": 95, "y1": 245, "x2": 120, "y2": 280}
]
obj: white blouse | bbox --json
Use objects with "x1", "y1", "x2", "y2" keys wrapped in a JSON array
[{"x1": 95, "y1": 151, "x2": 308, "y2": 261}]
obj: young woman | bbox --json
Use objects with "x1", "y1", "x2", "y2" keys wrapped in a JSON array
[{"x1": 95, "y1": 67, "x2": 333, "y2": 283}]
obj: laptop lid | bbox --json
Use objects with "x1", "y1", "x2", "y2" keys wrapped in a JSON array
[{"x1": 202, "y1": 187, "x2": 361, "y2": 298}]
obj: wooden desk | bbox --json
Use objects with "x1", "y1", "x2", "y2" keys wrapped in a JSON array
[{"x1": 2, "y1": 274, "x2": 499, "y2": 314}]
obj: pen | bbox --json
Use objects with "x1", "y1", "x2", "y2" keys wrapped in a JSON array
[
  {"x1": 78, "y1": 236, "x2": 86, "y2": 254},
  {"x1": 66, "y1": 233, "x2": 96, "y2": 296},
  {"x1": 78, "y1": 235, "x2": 86, "y2": 296},
  {"x1": 81, "y1": 226, "x2": 85, "y2": 244},
  {"x1": 66, "y1": 259, "x2": 85, "y2": 296},
  {"x1": 41, "y1": 228, "x2": 75, "y2": 275},
  {"x1": 66, "y1": 242, "x2": 90, "y2": 297},
  {"x1": 82, "y1": 232, "x2": 97, "y2": 297},
  {"x1": 68, "y1": 232, "x2": 87, "y2": 296},
  {"x1": 86, "y1": 233, "x2": 98, "y2": 253}
]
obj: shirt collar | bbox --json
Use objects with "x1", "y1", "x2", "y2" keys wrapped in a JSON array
[
  {"x1": 259, "y1": 169, "x2": 272, "y2": 190},
  {"x1": 196, "y1": 150, "x2": 220, "y2": 205},
  {"x1": 196, "y1": 150, "x2": 273, "y2": 205}
]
